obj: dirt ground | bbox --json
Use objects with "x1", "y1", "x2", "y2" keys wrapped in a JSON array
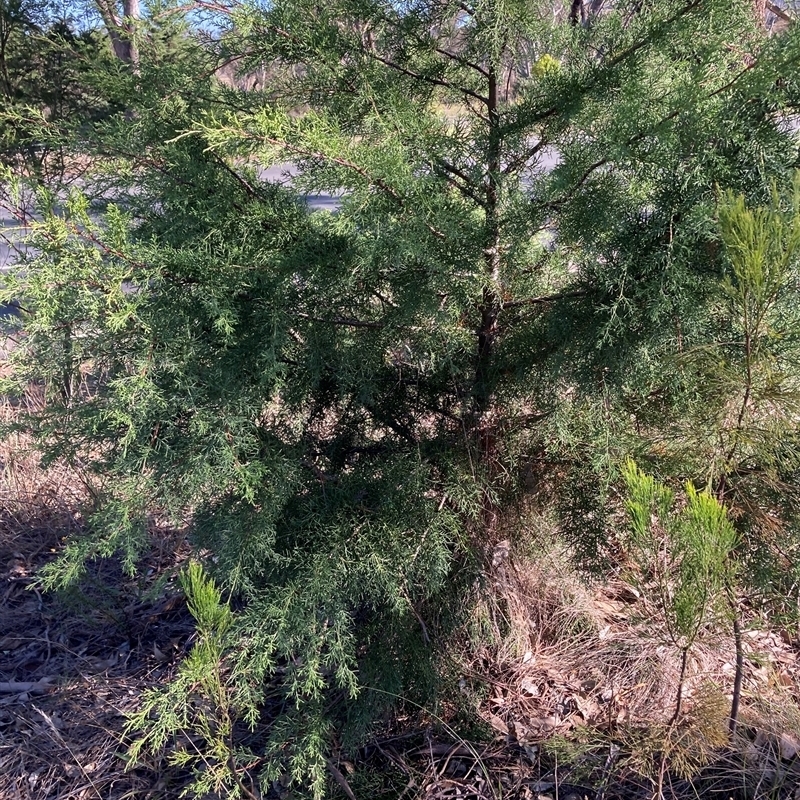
[
  {"x1": 0, "y1": 460, "x2": 199, "y2": 800},
  {"x1": 4, "y1": 403, "x2": 800, "y2": 800}
]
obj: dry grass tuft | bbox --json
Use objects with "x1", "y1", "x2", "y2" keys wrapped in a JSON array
[{"x1": 447, "y1": 509, "x2": 800, "y2": 799}]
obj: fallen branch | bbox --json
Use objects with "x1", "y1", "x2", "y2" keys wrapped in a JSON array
[
  {"x1": 326, "y1": 758, "x2": 357, "y2": 800},
  {"x1": 767, "y1": 1, "x2": 794, "y2": 25}
]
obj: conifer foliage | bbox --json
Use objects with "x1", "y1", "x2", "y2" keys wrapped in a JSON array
[{"x1": 3, "y1": 0, "x2": 800, "y2": 795}]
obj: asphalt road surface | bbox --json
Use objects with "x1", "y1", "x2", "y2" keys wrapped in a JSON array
[{"x1": 0, "y1": 164, "x2": 341, "y2": 268}]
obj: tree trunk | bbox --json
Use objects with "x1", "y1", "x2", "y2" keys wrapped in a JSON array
[
  {"x1": 570, "y1": 0, "x2": 586, "y2": 26},
  {"x1": 473, "y1": 64, "x2": 503, "y2": 538},
  {"x1": 93, "y1": 0, "x2": 139, "y2": 65},
  {"x1": 123, "y1": 0, "x2": 139, "y2": 66}
]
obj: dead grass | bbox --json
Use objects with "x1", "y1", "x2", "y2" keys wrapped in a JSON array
[{"x1": 439, "y1": 509, "x2": 800, "y2": 799}]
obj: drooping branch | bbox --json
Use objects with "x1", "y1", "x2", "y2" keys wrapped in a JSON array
[
  {"x1": 367, "y1": 52, "x2": 490, "y2": 107},
  {"x1": 434, "y1": 47, "x2": 490, "y2": 78},
  {"x1": 545, "y1": 50, "x2": 764, "y2": 212},
  {"x1": 247, "y1": 133, "x2": 403, "y2": 201},
  {"x1": 213, "y1": 127, "x2": 446, "y2": 238},
  {"x1": 501, "y1": 138, "x2": 548, "y2": 176}
]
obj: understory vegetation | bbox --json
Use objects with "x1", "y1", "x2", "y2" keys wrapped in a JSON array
[{"x1": 3, "y1": 0, "x2": 800, "y2": 798}]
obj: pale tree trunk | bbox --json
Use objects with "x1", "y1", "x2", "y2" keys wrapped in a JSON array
[{"x1": 94, "y1": 0, "x2": 139, "y2": 66}]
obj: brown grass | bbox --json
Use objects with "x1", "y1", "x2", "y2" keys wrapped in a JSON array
[{"x1": 443, "y1": 509, "x2": 800, "y2": 799}]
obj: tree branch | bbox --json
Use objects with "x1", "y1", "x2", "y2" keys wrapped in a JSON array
[
  {"x1": 367, "y1": 52, "x2": 490, "y2": 107},
  {"x1": 766, "y1": 1, "x2": 794, "y2": 24},
  {"x1": 252, "y1": 134, "x2": 402, "y2": 201},
  {"x1": 296, "y1": 313, "x2": 383, "y2": 329},
  {"x1": 435, "y1": 47, "x2": 490, "y2": 78},
  {"x1": 524, "y1": 0, "x2": 705, "y2": 126},
  {"x1": 243, "y1": 132, "x2": 446, "y2": 238},
  {"x1": 209, "y1": 154, "x2": 259, "y2": 199},
  {"x1": 432, "y1": 159, "x2": 486, "y2": 206},
  {"x1": 503, "y1": 289, "x2": 589, "y2": 308},
  {"x1": 502, "y1": 138, "x2": 548, "y2": 176}
]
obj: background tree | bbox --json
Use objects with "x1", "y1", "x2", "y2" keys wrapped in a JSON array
[
  {"x1": 93, "y1": 0, "x2": 139, "y2": 64},
  {"x1": 0, "y1": 1, "x2": 118, "y2": 179}
]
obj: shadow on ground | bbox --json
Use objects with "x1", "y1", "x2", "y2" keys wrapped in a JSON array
[{"x1": 0, "y1": 479, "x2": 197, "y2": 800}]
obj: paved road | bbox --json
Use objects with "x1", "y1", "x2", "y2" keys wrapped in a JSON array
[
  {"x1": 0, "y1": 214, "x2": 26, "y2": 271},
  {"x1": 0, "y1": 164, "x2": 339, "y2": 267},
  {"x1": 0, "y1": 165, "x2": 341, "y2": 321},
  {"x1": 0, "y1": 213, "x2": 27, "y2": 322}
]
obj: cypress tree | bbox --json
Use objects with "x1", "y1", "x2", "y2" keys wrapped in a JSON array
[{"x1": 3, "y1": 0, "x2": 800, "y2": 794}]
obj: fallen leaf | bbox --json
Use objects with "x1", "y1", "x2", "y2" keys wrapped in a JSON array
[
  {"x1": 780, "y1": 732, "x2": 800, "y2": 760},
  {"x1": 574, "y1": 695, "x2": 601, "y2": 721},
  {"x1": 487, "y1": 713, "x2": 509, "y2": 736},
  {"x1": 536, "y1": 714, "x2": 560, "y2": 731},
  {"x1": 520, "y1": 677, "x2": 540, "y2": 696},
  {"x1": 492, "y1": 539, "x2": 510, "y2": 568},
  {"x1": 511, "y1": 719, "x2": 532, "y2": 742},
  {"x1": 153, "y1": 643, "x2": 169, "y2": 663}
]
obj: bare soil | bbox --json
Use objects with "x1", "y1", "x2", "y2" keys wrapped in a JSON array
[{"x1": 0, "y1": 424, "x2": 197, "y2": 799}]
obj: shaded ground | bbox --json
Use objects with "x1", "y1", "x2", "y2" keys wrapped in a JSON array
[{"x1": 0, "y1": 423, "x2": 198, "y2": 799}]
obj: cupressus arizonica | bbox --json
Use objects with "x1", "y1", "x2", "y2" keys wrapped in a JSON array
[{"x1": 4, "y1": 0, "x2": 800, "y2": 796}]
